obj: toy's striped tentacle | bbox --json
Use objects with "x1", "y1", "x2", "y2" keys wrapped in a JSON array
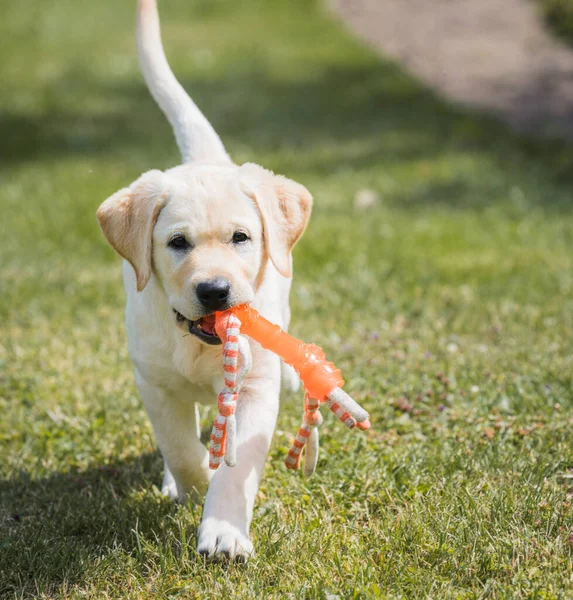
[
  {"x1": 224, "y1": 336, "x2": 251, "y2": 467},
  {"x1": 326, "y1": 386, "x2": 371, "y2": 430},
  {"x1": 285, "y1": 395, "x2": 323, "y2": 476},
  {"x1": 209, "y1": 413, "x2": 225, "y2": 469},
  {"x1": 209, "y1": 314, "x2": 252, "y2": 470},
  {"x1": 326, "y1": 397, "x2": 356, "y2": 429},
  {"x1": 235, "y1": 336, "x2": 252, "y2": 386},
  {"x1": 303, "y1": 427, "x2": 319, "y2": 477}
]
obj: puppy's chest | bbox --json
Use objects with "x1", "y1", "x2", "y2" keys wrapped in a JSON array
[{"x1": 172, "y1": 338, "x2": 223, "y2": 392}]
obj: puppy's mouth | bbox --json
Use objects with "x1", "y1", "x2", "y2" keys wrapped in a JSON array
[{"x1": 174, "y1": 310, "x2": 222, "y2": 346}]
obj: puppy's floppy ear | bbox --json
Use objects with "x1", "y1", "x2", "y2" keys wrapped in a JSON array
[
  {"x1": 240, "y1": 163, "x2": 312, "y2": 278},
  {"x1": 96, "y1": 170, "x2": 167, "y2": 291}
]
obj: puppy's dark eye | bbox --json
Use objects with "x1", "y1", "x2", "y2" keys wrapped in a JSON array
[
  {"x1": 168, "y1": 235, "x2": 190, "y2": 250},
  {"x1": 232, "y1": 231, "x2": 249, "y2": 244}
]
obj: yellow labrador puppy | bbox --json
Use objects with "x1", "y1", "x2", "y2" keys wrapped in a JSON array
[{"x1": 97, "y1": 0, "x2": 311, "y2": 561}]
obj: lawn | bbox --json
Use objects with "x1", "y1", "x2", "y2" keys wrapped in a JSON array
[
  {"x1": 536, "y1": 0, "x2": 573, "y2": 44},
  {"x1": 2, "y1": 0, "x2": 573, "y2": 597}
]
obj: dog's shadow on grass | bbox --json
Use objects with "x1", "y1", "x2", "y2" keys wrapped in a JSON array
[{"x1": 0, "y1": 451, "x2": 199, "y2": 597}]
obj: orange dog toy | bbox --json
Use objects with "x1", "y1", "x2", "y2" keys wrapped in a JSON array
[{"x1": 210, "y1": 305, "x2": 371, "y2": 476}]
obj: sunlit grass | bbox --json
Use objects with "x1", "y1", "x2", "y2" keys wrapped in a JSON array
[{"x1": 1, "y1": 0, "x2": 573, "y2": 597}]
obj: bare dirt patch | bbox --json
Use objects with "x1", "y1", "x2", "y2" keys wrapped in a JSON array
[{"x1": 332, "y1": 0, "x2": 573, "y2": 139}]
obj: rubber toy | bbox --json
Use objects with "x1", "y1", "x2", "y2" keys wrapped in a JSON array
[{"x1": 209, "y1": 305, "x2": 371, "y2": 476}]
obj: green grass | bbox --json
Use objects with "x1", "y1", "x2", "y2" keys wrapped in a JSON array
[
  {"x1": 536, "y1": 0, "x2": 573, "y2": 44},
  {"x1": 2, "y1": 0, "x2": 573, "y2": 597}
]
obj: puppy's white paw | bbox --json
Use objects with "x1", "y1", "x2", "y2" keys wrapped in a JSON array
[
  {"x1": 281, "y1": 362, "x2": 300, "y2": 393},
  {"x1": 197, "y1": 517, "x2": 254, "y2": 562},
  {"x1": 161, "y1": 469, "x2": 179, "y2": 501}
]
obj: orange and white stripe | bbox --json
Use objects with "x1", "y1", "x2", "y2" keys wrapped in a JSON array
[
  {"x1": 210, "y1": 307, "x2": 371, "y2": 476},
  {"x1": 285, "y1": 396, "x2": 323, "y2": 475},
  {"x1": 285, "y1": 388, "x2": 371, "y2": 476},
  {"x1": 209, "y1": 314, "x2": 251, "y2": 470}
]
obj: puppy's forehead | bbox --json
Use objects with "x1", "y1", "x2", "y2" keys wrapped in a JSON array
[{"x1": 160, "y1": 166, "x2": 258, "y2": 228}]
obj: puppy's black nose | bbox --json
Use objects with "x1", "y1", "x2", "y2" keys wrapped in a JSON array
[{"x1": 196, "y1": 279, "x2": 231, "y2": 311}]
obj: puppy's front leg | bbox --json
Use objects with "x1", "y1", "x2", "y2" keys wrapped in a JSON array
[
  {"x1": 135, "y1": 370, "x2": 211, "y2": 502},
  {"x1": 197, "y1": 366, "x2": 280, "y2": 561}
]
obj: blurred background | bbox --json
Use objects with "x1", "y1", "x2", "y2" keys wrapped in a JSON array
[{"x1": 2, "y1": 0, "x2": 573, "y2": 597}]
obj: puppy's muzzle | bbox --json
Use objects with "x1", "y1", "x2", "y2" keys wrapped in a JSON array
[{"x1": 196, "y1": 278, "x2": 231, "y2": 312}]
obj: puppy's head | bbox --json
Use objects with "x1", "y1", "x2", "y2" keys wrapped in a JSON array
[{"x1": 96, "y1": 163, "x2": 311, "y2": 345}]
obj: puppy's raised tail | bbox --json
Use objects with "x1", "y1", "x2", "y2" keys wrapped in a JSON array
[{"x1": 136, "y1": 0, "x2": 230, "y2": 164}]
